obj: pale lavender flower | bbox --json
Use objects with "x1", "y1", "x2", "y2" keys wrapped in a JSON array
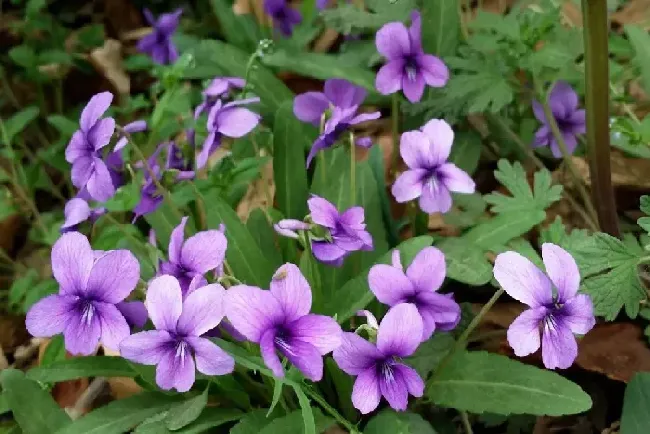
[
  {"x1": 375, "y1": 11, "x2": 449, "y2": 103},
  {"x1": 194, "y1": 78, "x2": 246, "y2": 120},
  {"x1": 333, "y1": 303, "x2": 424, "y2": 414},
  {"x1": 61, "y1": 198, "x2": 106, "y2": 233},
  {"x1": 26, "y1": 232, "x2": 140, "y2": 355},
  {"x1": 274, "y1": 219, "x2": 311, "y2": 239},
  {"x1": 115, "y1": 120, "x2": 148, "y2": 151},
  {"x1": 137, "y1": 8, "x2": 182, "y2": 65},
  {"x1": 120, "y1": 275, "x2": 234, "y2": 392},
  {"x1": 264, "y1": 0, "x2": 302, "y2": 36},
  {"x1": 226, "y1": 263, "x2": 342, "y2": 381},
  {"x1": 369, "y1": 248, "x2": 460, "y2": 341},
  {"x1": 392, "y1": 119, "x2": 475, "y2": 214},
  {"x1": 293, "y1": 79, "x2": 380, "y2": 167},
  {"x1": 197, "y1": 98, "x2": 260, "y2": 169},
  {"x1": 308, "y1": 195, "x2": 373, "y2": 267},
  {"x1": 532, "y1": 81, "x2": 586, "y2": 158},
  {"x1": 159, "y1": 217, "x2": 227, "y2": 295},
  {"x1": 356, "y1": 310, "x2": 379, "y2": 330},
  {"x1": 65, "y1": 92, "x2": 117, "y2": 202},
  {"x1": 493, "y1": 243, "x2": 595, "y2": 370}
]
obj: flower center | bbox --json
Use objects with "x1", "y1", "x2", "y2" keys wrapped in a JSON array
[
  {"x1": 80, "y1": 300, "x2": 95, "y2": 326},
  {"x1": 404, "y1": 56, "x2": 419, "y2": 82},
  {"x1": 378, "y1": 359, "x2": 397, "y2": 384},
  {"x1": 274, "y1": 328, "x2": 295, "y2": 356}
]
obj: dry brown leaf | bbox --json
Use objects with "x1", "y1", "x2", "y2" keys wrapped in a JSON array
[
  {"x1": 313, "y1": 29, "x2": 340, "y2": 53},
  {"x1": 562, "y1": 153, "x2": 650, "y2": 190},
  {"x1": 89, "y1": 39, "x2": 130, "y2": 98},
  {"x1": 103, "y1": 346, "x2": 144, "y2": 399},
  {"x1": 236, "y1": 156, "x2": 275, "y2": 221},
  {"x1": 612, "y1": 0, "x2": 650, "y2": 28},
  {"x1": 104, "y1": 0, "x2": 143, "y2": 38}
]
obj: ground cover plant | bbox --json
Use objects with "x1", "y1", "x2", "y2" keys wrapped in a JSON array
[{"x1": 2, "y1": 0, "x2": 650, "y2": 433}]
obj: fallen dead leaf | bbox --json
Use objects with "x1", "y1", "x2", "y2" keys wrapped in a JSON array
[
  {"x1": 88, "y1": 39, "x2": 130, "y2": 98},
  {"x1": 313, "y1": 28, "x2": 339, "y2": 53},
  {"x1": 104, "y1": 0, "x2": 143, "y2": 38},
  {"x1": 561, "y1": 153, "x2": 650, "y2": 190},
  {"x1": 103, "y1": 346, "x2": 143, "y2": 400},
  {"x1": 236, "y1": 155, "x2": 275, "y2": 221},
  {"x1": 612, "y1": 0, "x2": 650, "y2": 29}
]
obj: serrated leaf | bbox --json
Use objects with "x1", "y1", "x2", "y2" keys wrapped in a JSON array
[
  {"x1": 0, "y1": 369, "x2": 71, "y2": 434},
  {"x1": 273, "y1": 101, "x2": 312, "y2": 220},
  {"x1": 562, "y1": 232, "x2": 646, "y2": 319},
  {"x1": 407, "y1": 332, "x2": 455, "y2": 378},
  {"x1": 364, "y1": 410, "x2": 437, "y2": 434},
  {"x1": 421, "y1": 0, "x2": 460, "y2": 57},
  {"x1": 437, "y1": 237, "x2": 492, "y2": 285},
  {"x1": 449, "y1": 130, "x2": 481, "y2": 175},
  {"x1": 484, "y1": 159, "x2": 562, "y2": 213},
  {"x1": 462, "y1": 210, "x2": 546, "y2": 249},
  {"x1": 428, "y1": 351, "x2": 592, "y2": 416},
  {"x1": 621, "y1": 372, "x2": 650, "y2": 434}
]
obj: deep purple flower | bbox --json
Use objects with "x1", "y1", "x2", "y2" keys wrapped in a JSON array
[
  {"x1": 532, "y1": 81, "x2": 586, "y2": 158},
  {"x1": 369, "y1": 248, "x2": 460, "y2": 341},
  {"x1": 493, "y1": 243, "x2": 595, "y2": 369},
  {"x1": 137, "y1": 8, "x2": 182, "y2": 65},
  {"x1": 158, "y1": 217, "x2": 227, "y2": 295},
  {"x1": 226, "y1": 263, "x2": 342, "y2": 381},
  {"x1": 293, "y1": 79, "x2": 380, "y2": 167},
  {"x1": 274, "y1": 219, "x2": 311, "y2": 239},
  {"x1": 264, "y1": 0, "x2": 302, "y2": 36},
  {"x1": 120, "y1": 275, "x2": 234, "y2": 392},
  {"x1": 61, "y1": 198, "x2": 106, "y2": 233},
  {"x1": 375, "y1": 11, "x2": 449, "y2": 103},
  {"x1": 308, "y1": 195, "x2": 373, "y2": 267},
  {"x1": 392, "y1": 119, "x2": 475, "y2": 214},
  {"x1": 26, "y1": 232, "x2": 140, "y2": 355},
  {"x1": 197, "y1": 98, "x2": 260, "y2": 169},
  {"x1": 333, "y1": 303, "x2": 424, "y2": 414},
  {"x1": 116, "y1": 301, "x2": 148, "y2": 329},
  {"x1": 65, "y1": 92, "x2": 117, "y2": 202}
]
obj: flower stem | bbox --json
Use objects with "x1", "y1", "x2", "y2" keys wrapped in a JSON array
[
  {"x1": 581, "y1": 0, "x2": 620, "y2": 237},
  {"x1": 390, "y1": 94, "x2": 400, "y2": 175},
  {"x1": 539, "y1": 89, "x2": 600, "y2": 229},
  {"x1": 103, "y1": 213, "x2": 144, "y2": 247},
  {"x1": 460, "y1": 411, "x2": 474, "y2": 434},
  {"x1": 303, "y1": 387, "x2": 358, "y2": 434},
  {"x1": 349, "y1": 133, "x2": 356, "y2": 204},
  {"x1": 189, "y1": 182, "x2": 207, "y2": 231}
]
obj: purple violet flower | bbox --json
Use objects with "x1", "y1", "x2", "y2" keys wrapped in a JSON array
[
  {"x1": 115, "y1": 120, "x2": 148, "y2": 152},
  {"x1": 116, "y1": 301, "x2": 148, "y2": 329},
  {"x1": 158, "y1": 216, "x2": 227, "y2": 295},
  {"x1": 274, "y1": 219, "x2": 311, "y2": 239},
  {"x1": 293, "y1": 79, "x2": 380, "y2": 167},
  {"x1": 194, "y1": 77, "x2": 246, "y2": 120},
  {"x1": 308, "y1": 195, "x2": 373, "y2": 267},
  {"x1": 26, "y1": 232, "x2": 140, "y2": 355},
  {"x1": 137, "y1": 8, "x2": 182, "y2": 65},
  {"x1": 197, "y1": 98, "x2": 260, "y2": 169},
  {"x1": 120, "y1": 275, "x2": 235, "y2": 392},
  {"x1": 65, "y1": 92, "x2": 117, "y2": 202},
  {"x1": 375, "y1": 11, "x2": 449, "y2": 103},
  {"x1": 61, "y1": 198, "x2": 106, "y2": 233},
  {"x1": 369, "y1": 248, "x2": 460, "y2": 341},
  {"x1": 493, "y1": 243, "x2": 595, "y2": 370},
  {"x1": 226, "y1": 263, "x2": 342, "y2": 381},
  {"x1": 333, "y1": 303, "x2": 424, "y2": 414},
  {"x1": 264, "y1": 0, "x2": 302, "y2": 36},
  {"x1": 532, "y1": 81, "x2": 586, "y2": 158},
  {"x1": 392, "y1": 119, "x2": 475, "y2": 214}
]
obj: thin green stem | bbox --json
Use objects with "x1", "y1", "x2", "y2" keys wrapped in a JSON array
[
  {"x1": 486, "y1": 114, "x2": 598, "y2": 231},
  {"x1": 540, "y1": 91, "x2": 599, "y2": 228},
  {"x1": 349, "y1": 133, "x2": 356, "y2": 204},
  {"x1": 54, "y1": 80, "x2": 64, "y2": 114},
  {"x1": 429, "y1": 288, "x2": 504, "y2": 385},
  {"x1": 460, "y1": 411, "x2": 474, "y2": 434},
  {"x1": 189, "y1": 182, "x2": 207, "y2": 231},
  {"x1": 391, "y1": 94, "x2": 400, "y2": 175},
  {"x1": 303, "y1": 387, "x2": 357, "y2": 434},
  {"x1": 581, "y1": 0, "x2": 620, "y2": 237}
]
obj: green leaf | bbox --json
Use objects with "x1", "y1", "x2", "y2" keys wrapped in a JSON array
[
  {"x1": 202, "y1": 194, "x2": 276, "y2": 286},
  {"x1": 8, "y1": 45, "x2": 37, "y2": 69},
  {"x1": 638, "y1": 195, "x2": 650, "y2": 233},
  {"x1": 437, "y1": 238, "x2": 492, "y2": 285},
  {"x1": 420, "y1": 0, "x2": 461, "y2": 57},
  {"x1": 263, "y1": 50, "x2": 378, "y2": 96},
  {"x1": 27, "y1": 357, "x2": 135, "y2": 383},
  {"x1": 8, "y1": 268, "x2": 38, "y2": 311},
  {"x1": 273, "y1": 101, "x2": 312, "y2": 219},
  {"x1": 321, "y1": 0, "x2": 414, "y2": 33},
  {"x1": 427, "y1": 351, "x2": 592, "y2": 416},
  {"x1": 292, "y1": 386, "x2": 316, "y2": 434},
  {"x1": 0, "y1": 393, "x2": 8, "y2": 415},
  {"x1": 267, "y1": 380, "x2": 284, "y2": 417},
  {"x1": 562, "y1": 232, "x2": 647, "y2": 320},
  {"x1": 484, "y1": 159, "x2": 563, "y2": 213},
  {"x1": 164, "y1": 387, "x2": 208, "y2": 431},
  {"x1": 462, "y1": 210, "x2": 546, "y2": 249},
  {"x1": 230, "y1": 409, "x2": 275, "y2": 434},
  {"x1": 104, "y1": 180, "x2": 142, "y2": 212},
  {"x1": 56, "y1": 392, "x2": 181, "y2": 434},
  {"x1": 246, "y1": 208, "x2": 283, "y2": 270},
  {"x1": 449, "y1": 131, "x2": 481, "y2": 175},
  {"x1": 258, "y1": 409, "x2": 333, "y2": 434},
  {"x1": 173, "y1": 408, "x2": 242, "y2": 433},
  {"x1": 621, "y1": 372, "x2": 650, "y2": 434},
  {"x1": 407, "y1": 332, "x2": 455, "y2": 378},
  {"x1": 0, "y1": 369, "x2": 71, "y2": 434},
  {"x1": 2, "y1": 106, "x2": 40, "y2": 145},
  {"x1": 625, "y1": 26, "x2": 650, "y2": 94},
  {"x1": 210, "y1": 0, "x2": 260, "y2": 52},
  {"x1": 40, "y1": 335, "x2": 66, "y2": 366},
  {"x1": 46, "y1": 115, "x2": 78, "y2": 137},
  {"x1": 322, "y1": 236, "x2": 433, "y2": 322},
  {"x1": 185, "y1": 40, "x2": 293, "y2": 121},
  {"x1": 364, "y1": 410, "x2": 437, "y2": 434}
]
